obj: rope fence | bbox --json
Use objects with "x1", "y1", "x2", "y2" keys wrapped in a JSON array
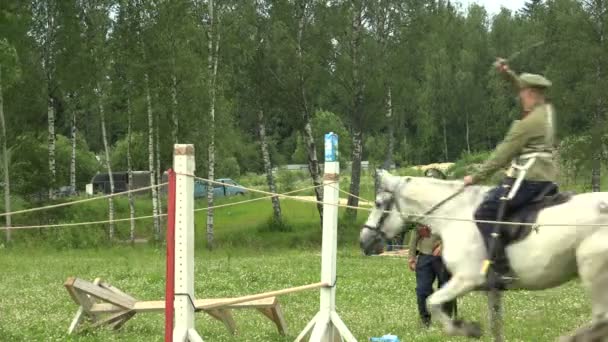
[
  {"x1": 1, "y1": 170, "x2": 606, "y2": 231},
  {"x1": 0, "y1": 181, "x2": 332, "y2": 231},
  {"x1": 0, "y1": 183, "x2": 168, "y2": 218}
]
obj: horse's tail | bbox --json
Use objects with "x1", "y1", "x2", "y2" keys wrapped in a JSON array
[{"x1": 598, "y1": 200, "x2": 608, "y2": 214}]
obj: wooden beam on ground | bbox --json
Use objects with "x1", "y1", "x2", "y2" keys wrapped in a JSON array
[
  {"x1": 69, "y1": 278, "x2": 136, "y2": 309},
  {"x1": 65, "y1": 277, "x2": 291, "y2": 336},
  {"x1": 197, "y1": 282, "x2": 329, "y2": 311}
]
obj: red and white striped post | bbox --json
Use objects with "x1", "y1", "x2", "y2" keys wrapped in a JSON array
[
  {"x1": 165, "y1": 144, "x2": 202, "y2": 342},
  {"x1": 164, "y1": 168, "x2": 176, "y2": 342}
]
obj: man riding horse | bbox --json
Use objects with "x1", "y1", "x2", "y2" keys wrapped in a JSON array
[{"x1": 463, "y1": 58, "x2": 557, "y2": 290}]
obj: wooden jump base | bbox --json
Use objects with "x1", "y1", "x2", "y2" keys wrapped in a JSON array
[{"x1": 64, "y1": 277, "x2": 288, "y2": 336}]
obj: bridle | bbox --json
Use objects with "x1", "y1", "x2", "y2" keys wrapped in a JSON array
[{"x1": 363, "y1": 178, "x2": 466, "y2": 237}]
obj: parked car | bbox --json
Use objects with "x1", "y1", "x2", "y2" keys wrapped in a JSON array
[{"x1": 193, "y1": 178, "x2": 247, "y2": 198}]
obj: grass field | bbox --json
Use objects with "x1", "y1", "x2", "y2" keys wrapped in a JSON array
[
  {"x1": 0, "y1": 170, "x2": 597, "y2": 341},
  {"x1": 0, "y1": 246, "x2": 591, "y2": 341}
]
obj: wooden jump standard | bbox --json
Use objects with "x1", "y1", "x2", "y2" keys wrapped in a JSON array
[{"x1": 64, "y1": 138, "x2": 355, "y2": 342}]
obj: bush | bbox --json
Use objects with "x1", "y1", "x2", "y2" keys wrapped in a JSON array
[{"x1": 257, "y1": 216, "x2": 293, "y2": 233}]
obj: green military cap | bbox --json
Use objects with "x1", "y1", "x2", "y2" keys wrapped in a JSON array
[{"x1": 518, "y1": 73, "x2": 552, "y2": 89}]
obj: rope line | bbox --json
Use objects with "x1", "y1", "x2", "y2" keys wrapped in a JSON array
[
  {"x1": 0, "y1": 213, "x2": 168, "y2": 231},
  {"x1": 327, "y1": 183, "x2": 372, "y2": 205},
  {"x1": 186, "y1": 174, "x2": 608, "y2": 228},
  {"x1": 0, "y1": 183, "x2": 168, "y2": 218},
  {"x1": 0, "y1": 183, "x2": 331, "y2": 231},
  {"x1": 193, "y1": 182, "x2": 333, "y2": 212}
]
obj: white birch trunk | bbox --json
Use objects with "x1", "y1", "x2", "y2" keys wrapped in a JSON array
[
  {"x1": 155, "y1": 111, "x2": 163, "y2": 221},
  {"x1": 98, "y1": 87, "x2": 115, "y2": 239},
  {"x1": 0, "y1": 67, "x2": 11, "y2": 242},
  {"x1": 70, "y1": 110, "x2": 77, "y2": 194},
  {"x1": 383, "y1": 86, "x2": 394, "y2": 170},
  {"x1": 127, "y1": 96, "x2": 136, "y2": 244},
  {"x1": 258, "y1": 110, "x2": 282, "y2": 221},
  {"x1": 443, "y1": 116, "x2": 449, "y2": 162},
  {"x1": 145, "y1": 73, "x2": 161, "y2": 240},
  {"x1": 296, "y1": 0, "x2": 323, "y2": 222},
  {"x1": 48, "y1": 97, "x2": 56, "y2": 199},
  {"x1": 591, "y1": 0, "x2": 605, "y2": 192},
  {"x1": 171, "y1": 71, "x2": 179, "y2": 145},
  {"x1": 466, "y1": 113, "x2": 471, "y2": 155},
  {"x1": 346, "y1": 0, "x2": 364, "y2": 220},
  {"x1": 206, "y1": 0, "x2": 219, "y2": 250}
]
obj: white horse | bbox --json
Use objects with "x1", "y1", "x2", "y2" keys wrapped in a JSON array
[{"x1": 359, "y1": 170, "x2": 608, "y2": 341}]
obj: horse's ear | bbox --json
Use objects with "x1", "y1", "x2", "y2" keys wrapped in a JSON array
[{"x1": 375, "y1": 169, "x2": 390, "y2": 189}]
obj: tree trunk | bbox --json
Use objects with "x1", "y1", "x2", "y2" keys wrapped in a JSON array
[
  {"x1": 443, "y1": 116, "x2": 449, "y2": 162},
  {"x1": 258, "y1": 110, "x2": 282, "y2": 221},
  {"x1": 592, "y1": 5, "x2": 605, "y2": 192},
  {"x1": 70, "y1": 110, "x2": 77, "y2": 194},
  {"x1": 346, "y1": 0, "x2": 364, "y2": 220},
  {"x1": 48, "y1": 96, "x2": 56, "y2": 199},
  {"x1": 0, "y1": 67, "x2": 11, "y2": 242},
  {"x1": 98, "y1": 87, "x2": 115, "y2": 240},
  {"x1": 383, "y1": 86, "x2": 394, "y2": 170},
  {"x1": 155, "y1": 110, "x2": 163, "y2": 223},
  {"x1": 127, "y1": 96, "x2": 136, "y2": 244},
  {"x1": 466, "y1": 113, "x2": 471, "y2": 155},
  {"x1": 206, "y1": 0, "x2": 219, "y2": 250},
  {"x1": 347, "y1": 130, "x2": 363, "y2": 218},
  {"x1": 296, "y1": 0, "x2": 323, "y2": 222},
  {"x1": 171, "y1": 72, "x2": 179, "y2": 145},
  {"x1": 145, "y1": 73, "x2": 161, "y2": 240}
]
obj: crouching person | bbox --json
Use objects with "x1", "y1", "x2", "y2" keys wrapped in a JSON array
[{"x1": 408, "y1": 223, "x2": 457, "y2": 328}]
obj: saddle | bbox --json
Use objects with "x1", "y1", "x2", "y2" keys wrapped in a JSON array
[{"x1": 499, "y1": 183, "x2": 575, "y2": 245}]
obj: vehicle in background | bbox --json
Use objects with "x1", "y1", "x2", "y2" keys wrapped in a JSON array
[
  {"x1": 160, "y1": 172, "x2": 246, "y2": 199},
  {"x1": 88, "y1": 171, "x2": 152, "y2": 195},
  {"x1": 193, "y1": 178, "x2": 247, "y2": 198}
]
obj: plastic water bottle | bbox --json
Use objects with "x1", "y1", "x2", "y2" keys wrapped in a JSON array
[
  {"x1": 369, "y1": 334, "x2": 400, "y2": 342},
  {"x1": 324, "y1": 132, "x2": 338, "y2": 162}
]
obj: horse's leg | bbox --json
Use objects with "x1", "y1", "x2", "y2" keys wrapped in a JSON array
[
  {"x1": 487, "y1": 289, "x2": 504, "y2": 342},
  {"x1": 427, "y1": 273, "x2": 485, "y2": 338},
  {"x1": 560, "y1": 232, "x2": 608, "y2": 342}
]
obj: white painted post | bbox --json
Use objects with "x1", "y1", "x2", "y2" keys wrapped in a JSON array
[
  {"x1": 172, "y1": 144, "x2": 203, "y2": 342},
  {"x1": 296, "y1": 133, "x2": 356, "y2": 342}
]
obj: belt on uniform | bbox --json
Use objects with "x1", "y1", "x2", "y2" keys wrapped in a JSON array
[{"x1": 506, "y1": 151, "x2": 552, "y2": 200}]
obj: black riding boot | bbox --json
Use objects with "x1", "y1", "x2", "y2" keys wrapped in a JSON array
[{"x1": 487, "y1": 238, "x2": 515, "y2": 290}]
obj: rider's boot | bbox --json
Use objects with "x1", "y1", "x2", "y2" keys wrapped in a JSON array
[{"x1": 488, "y1": 240, "x2": 516, "y2": 290}]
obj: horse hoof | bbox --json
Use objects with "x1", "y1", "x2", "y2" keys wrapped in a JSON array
[{"x1": 451, "y1": 320, "x2": 483, "y2": 339}]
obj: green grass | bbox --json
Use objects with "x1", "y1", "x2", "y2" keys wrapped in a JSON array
[{"x1": 0, "y1": 246, "x2": 590, "y2": 341}]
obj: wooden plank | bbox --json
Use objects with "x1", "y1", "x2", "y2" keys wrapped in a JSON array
[
  {"x1": 256, "y1": 301, "x2": 288, "y2": 336},
  {"x1": 91, "y1": 310, "x2": 135, "y2": 330},
  {"x1": 206, "y1": 309, "x2": 236, "y2": 335},
  {"x1": 107, "y1": 311, "x2": 136, "y2": 331},
  {"x1": 71, "y1": 278, "x2": 136, "y2": 309},
  {"x1": 91, "y1": 297, "x2": 280, "y2": 314},
  {"x1": 99, "y1": 281, "x2": 138, "y2": 302},
  {"x1": 67, "y1": 278, "x2": 102, "y2": 335},
  {"x1": 196, "y1": 282, "x2": 329, "y2": 311}
]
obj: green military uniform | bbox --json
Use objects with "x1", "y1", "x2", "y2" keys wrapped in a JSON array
[
  {"x1": 472, "y1": 73, "x2": 557, "y2": 184},
  {"x1": 472, "y1": 69, "x2": 558, "y2": 289}
]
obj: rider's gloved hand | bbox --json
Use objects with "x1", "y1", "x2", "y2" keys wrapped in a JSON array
[{"x1": 463, "y1": 175, "x2": 474, "y2": 186}]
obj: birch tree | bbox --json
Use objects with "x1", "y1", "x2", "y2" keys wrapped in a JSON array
[
  {"x1": 258, "y1": 110, "x2": 282, "y2": 221},
  {"x1": 0, "y1": 39, "x2": 20, "y2": 242},
  {"x1": 204, "y1": 0, "x2": 221, "y2": 250}
]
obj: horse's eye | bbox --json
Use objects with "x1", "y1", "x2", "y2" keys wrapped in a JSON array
[{"x1": 375, "y1": 200, "x2": 382, "y2": 208}]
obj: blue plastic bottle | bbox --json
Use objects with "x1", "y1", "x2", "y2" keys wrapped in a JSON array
[{"x1": 369, "y1": 334, "x2": 400, "y2": 342}]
